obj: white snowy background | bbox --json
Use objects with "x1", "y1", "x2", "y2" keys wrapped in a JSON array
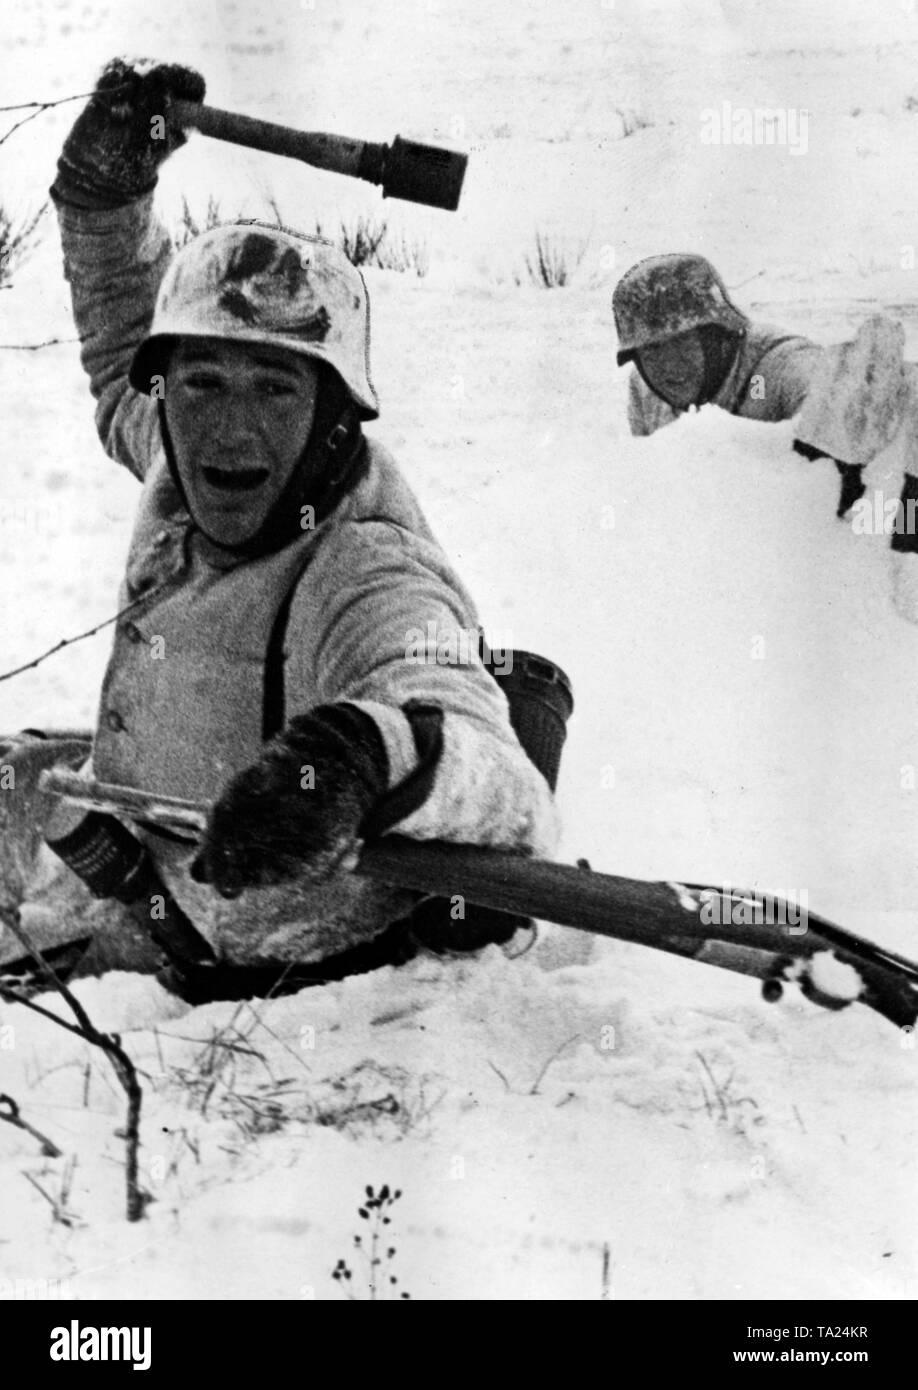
[{"x1": 0, "y1": 0, "x2": 917, "y2": 1299}]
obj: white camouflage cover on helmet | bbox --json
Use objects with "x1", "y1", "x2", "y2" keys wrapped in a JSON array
[
  {"x1": 130, "y1": 222, "x2": 379, "y2": 418},
  {"x1": 613, "y1": 253, "x2": 748, "y2": 365}
]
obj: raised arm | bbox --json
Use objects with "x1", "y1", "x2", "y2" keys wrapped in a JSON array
[
  {"x1": 50, "y1": 59, "x2": 205, "y2": 480},
  {"x1": 53, "y1": 196, "x2": 172, "y2": 479}
]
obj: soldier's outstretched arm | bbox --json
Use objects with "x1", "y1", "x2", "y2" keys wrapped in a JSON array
[
  {"x1": 50, "y1": 59, "x2": 205, "y2": 481},
  {"x1": 190, "y1": 519, "x2": 561, "y2": 898},
  {"x1": 792, "y1": 316, "x2": 909, "y2": 464},
  {"x1": 302, "y1": 519, "x2": 560, "y2": 855}
]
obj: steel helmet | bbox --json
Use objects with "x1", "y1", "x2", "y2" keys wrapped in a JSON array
[
  {"x1": 612, "y1": 254, "x2": 748, "y2": 365},
  {"x1": 129, "y1": 222, "x2": 379, "y2": 419}
]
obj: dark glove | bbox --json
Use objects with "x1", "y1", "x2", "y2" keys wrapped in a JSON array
[
  {"x1": 834, "y1": 461, "x2": 866, "y2": 519},
  {"x1": 891, "y1": 473, "x2": 918, "y2": 553},
  {"x1": 52, "y1": 58, "x2": 205, "y2": 210},
  {"x1": 190, "y1": 703, "x2": 391, "y2": 899},
  {"x1": 792, "y1": 441, "x2": 867, "y2": 519}
]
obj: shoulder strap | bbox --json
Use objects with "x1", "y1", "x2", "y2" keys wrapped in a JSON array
[
  {"x1": 262, "y1": 439, "x2": 372, "y2": 742},
  {"x1": 262, "y1": 547, "x2": 316, "y2": 742}
]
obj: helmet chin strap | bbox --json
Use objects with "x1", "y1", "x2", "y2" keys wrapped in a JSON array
[
  {"x1": 694, "y1": 324, "x2": 743, "y2": 405},
  {"x1": 156, "y1": 380, "x2": 368, "y2": 560},
  {"x1": 635, "y1": 326, "x2": 743, "y2": 411}
]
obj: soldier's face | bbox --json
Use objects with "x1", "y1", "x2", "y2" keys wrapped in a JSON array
[
  {"x1": 638, "y1": 330, "x2": 706, "y2": 409},
  {"x1": 165, "y1": 339, "x2": 320, "y2": 547}
]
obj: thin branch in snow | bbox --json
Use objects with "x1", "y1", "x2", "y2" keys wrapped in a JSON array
[
  {"x1": 487, "y1": 1059, "x2": 510, "y2": 1090},
  {"x1": 0, "y1": 982, "x2": 94, "y2": 1041},
  {"x1": 529, "y1": 1033, "x2": 583, "y2": 1095},
  {"x1": 0, "y1": 201, "x2": 47, "y2": 288},
  {"x1": 696, "y1": 1051, "x2": 728, "y2": 1123},
  {"x1": 23, "y1": 1156, "x2": 80, "y2": 1226},
  {"x1": 600, "y1": 1242, "x2": 612, "y2": 1300},
  {"x1": 0, "y1": 1092, "x2": 62, "y2": 1157},
  {"x1": 0, "y1": 908, "x2": 148, "y2": 1221},
  {"x1": 242, "y1": 1005, "x2": 313, "y2": 1074}
]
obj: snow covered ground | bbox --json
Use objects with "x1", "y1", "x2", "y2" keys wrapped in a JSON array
[{"x1": 1, "y1": 0, "x2": 917, "y2": 1301}]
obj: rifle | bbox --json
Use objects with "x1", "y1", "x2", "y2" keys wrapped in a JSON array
[{"x1": 38, "y1": 768, "x2": 918, "y2": 1031}]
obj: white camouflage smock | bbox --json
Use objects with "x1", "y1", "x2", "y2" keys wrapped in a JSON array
[{"x1": 54, "y1": 196, "x2": 558, "y2": 963}]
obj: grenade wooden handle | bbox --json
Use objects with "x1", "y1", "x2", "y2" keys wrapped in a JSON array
[{"x1": 171, "y1": 100, "x2": 467, "y2": 211}]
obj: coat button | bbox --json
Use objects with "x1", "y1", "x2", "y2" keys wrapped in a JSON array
[
  {"x1": 122, "y1": 622, "x2": 143, "y2": 644},
  {"x1": 104, "y1": 709, "x2": 127, "y2": 733}
]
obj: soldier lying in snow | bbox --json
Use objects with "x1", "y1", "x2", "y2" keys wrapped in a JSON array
[
  {"x1": 612, "y1": 253, "x2": 914, "y2": 522},
  {"x1": 0, "y1": 60, "x2": 558, "y2": 1002}
]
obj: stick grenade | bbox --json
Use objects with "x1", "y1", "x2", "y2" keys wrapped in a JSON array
[{"x1": 170, "y1": 100, "x2": 468, "y2": 212}]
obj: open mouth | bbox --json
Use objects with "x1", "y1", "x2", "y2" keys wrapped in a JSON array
[{"x1": 202, "y1": 466, "x2": 270, "y2": 493}]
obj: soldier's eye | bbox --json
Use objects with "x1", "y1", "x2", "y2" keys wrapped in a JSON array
[
  {"x1": 183, "y1": 373, "x2": 224, "y2": 393},
  {"x1": 259, "y1": 379, "x2": 298, "y2": 398}
]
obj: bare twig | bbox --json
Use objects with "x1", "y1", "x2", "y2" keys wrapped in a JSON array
[
  {"x1": 0, "y1": 582, "x2": 171, "y2": 686},
  {"x1": 0, "y1": 337, "x2": 79, "y2": 351},
  {"x1": 0, "y1": 202, "x2": 48, "y2": 288},
  {"x1": 0, "y1": 108, "x2": 48, "y2": 147},
  {"x1": 0, "y1": 983, "x2": 95, "y2": 1041},
  {"x1": 0, "y1": 87, "x2": 127, "y2": 148},
  {"x1": 24, "y1": 1156, "x2": 80, "y2": 1226},
  {"x1": 0, "y1": 92, "x2": 99, "y2": 114},
  {"x1": 730, "y1": 268, "x2": 765, "y2": 291},
  {"x1": 700, "y1": 1055, "x2": 726, "y2": 1117},
  {"x1": 696, "y1": 1051, "x2": 729, "y2": 1123},
  {"x1": 173, "y1": 194, "x2": 226, "y2": 249},
  {"x1": 521, "y1": 229, "x2": 588, "y2": 288},
  {"x1": 487, "y1": 1059, "x2": 510, "y2": 1090},
  {"x1": 694, "y1": 1051, "x2": 760, "y2": 1133},
  {"x1": 336, "y1": 214, "x2": 388, "y2": 267},
  {"x1": 241, "y1": 1004, "x2": 313, "y2": 1073},
  {"x1": 0, "y1": 908, "x2": 147, "y2": 1221},
  {"x1": 0, "y1": 1093, "x2": 62, "y2": 1157},
  {"x1": 529, "y1": 1033, "x2": 583, "y2": 1095}
]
